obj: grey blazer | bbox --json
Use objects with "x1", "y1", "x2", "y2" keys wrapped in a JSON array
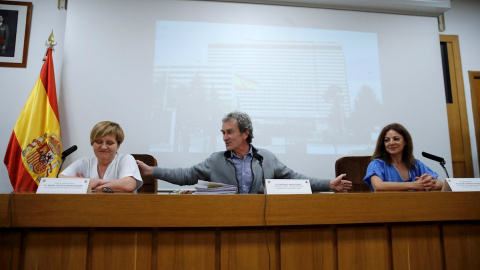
[{"x1": 152, "y1": 145, "x2": 331, "y2": 193}]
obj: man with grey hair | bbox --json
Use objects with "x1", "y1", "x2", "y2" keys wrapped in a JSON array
[{"x1": 137, "y1": 111, "x2": 351, "y2": 193}]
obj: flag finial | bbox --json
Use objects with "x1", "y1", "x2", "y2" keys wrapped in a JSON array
[{"x1": 45, "y1": 30, "x2": 57, "y2": 49}]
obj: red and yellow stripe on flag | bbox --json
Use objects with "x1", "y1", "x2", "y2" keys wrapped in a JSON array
[
  {"x1": 4, "y1": 48, "x2": 62, "y2": 191},
  {"x1": 234, "y1": 73, "x2": 259, "y2": 91}
]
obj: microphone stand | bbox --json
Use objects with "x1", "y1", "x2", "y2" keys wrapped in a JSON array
[
  {"x1": 257, "y1": 157, "x2": 271, "y2": 270},
  {"x1": 259, "y1": 159, "x2": 266, "y2": 194},
  {"x1": 439, "y1": 160, "x2": 450, "y2": 178},
  {"x1": 56, "y1": 155, "x2": 67, "y2": 178},
  {"x1": 56, "y1": 145, "x2": 78, "y2": 177}
]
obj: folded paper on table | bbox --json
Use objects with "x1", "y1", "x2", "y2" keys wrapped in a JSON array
[
  {"x1": 37, "y1": 178, "x2": 91, "y2": 194},
  {"x1": 444, "y1": 178, "x2": 480, "y2": 192},
  {"x1": 265, "y1": 179, "x2": 312, "y2": 194}
]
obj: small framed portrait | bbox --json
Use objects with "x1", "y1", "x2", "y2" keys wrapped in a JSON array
[{"x1": 0, "y1": 1, "x2": 32, "y2": 68}]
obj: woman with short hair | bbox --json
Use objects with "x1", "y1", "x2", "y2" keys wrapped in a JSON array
[{"x1": 60, "y1": 121, "x2": 142, "y2": 192}]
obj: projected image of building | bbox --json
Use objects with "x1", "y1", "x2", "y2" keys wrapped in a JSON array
[
  {"x1": 152, "y1": 40, "x2": 351, "y2": 153},
  {"x1": 208, "y1": 41, "x2": 350, "y2": 120},
  {"x1": 151, "y1": 65, "x2": 235, "y2": 153}
]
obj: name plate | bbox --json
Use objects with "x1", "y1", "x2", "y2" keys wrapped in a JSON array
[
  {"x1": 37, "y1": 178, "x2": 90, "y2": 194},
  {"x1": 445, "y1": 178, "x2": 480, "y2": 192},
  {"x1": 265, "y1": 179, "x2": 312, "y2": 194}
]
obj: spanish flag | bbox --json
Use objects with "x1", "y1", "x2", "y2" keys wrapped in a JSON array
[
  {"x1": 4, "y1": 48, "x2": 62, "y2": 191},
  {"x1": 234, "y1": 73, "x2": 260, "y2": 91}
]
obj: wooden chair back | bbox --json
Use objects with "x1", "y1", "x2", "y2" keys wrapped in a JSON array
[
  {"x1": 335, "y1": 156, "x2": 372, "y2": 192},
  {"x1": 131, "y1": 154, "x2": 158, "y2": 193}
]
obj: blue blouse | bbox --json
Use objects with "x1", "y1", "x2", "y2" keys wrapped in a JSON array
[{"x1": 363, "y1": 159, "x2": 438, "y2": 191}]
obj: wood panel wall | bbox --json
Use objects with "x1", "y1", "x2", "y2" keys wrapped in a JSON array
[{"x1": 1, "y1": 192, "x2": 479, "y2": 269}]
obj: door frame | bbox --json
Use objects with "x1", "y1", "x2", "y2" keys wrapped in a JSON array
[
  {"x1": 440, "y1": 34, "x2": 473, "y2": 177},
  {"x1": 469, "y1": 71, "x2": 480, "y2": 169}
]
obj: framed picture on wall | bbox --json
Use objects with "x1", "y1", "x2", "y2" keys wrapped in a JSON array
[{"x1": 0, "y1": 1, "x2": 32, "y2": 68}]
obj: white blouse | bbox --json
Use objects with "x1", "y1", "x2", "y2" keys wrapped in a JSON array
[{"x1": 61, "y1": 153, "x2": 143, "y2": 191}]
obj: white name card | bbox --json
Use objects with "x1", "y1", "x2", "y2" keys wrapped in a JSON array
[
  {"x1": 37, "y1": 178, "x2": 91, "y2": 194},
  {"x1": 265, "y1": 179, "x2": 312, "y2": 194},
  {"x1": 444, "y1": 178, "x2": 480, "y2": 192}
]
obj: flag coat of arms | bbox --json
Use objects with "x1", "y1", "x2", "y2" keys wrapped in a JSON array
[{"x1": 4, "y1": 48, "x2": 62, "y2": 191}]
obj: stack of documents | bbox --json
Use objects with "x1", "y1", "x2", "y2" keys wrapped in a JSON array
[{"x1": 194, "y1": 180, "x2": 238, "y2": 194}]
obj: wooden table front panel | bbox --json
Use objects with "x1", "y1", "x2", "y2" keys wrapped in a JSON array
[
  {"x1": 280, "y1": 226, "x2": 336, "y2": 270},
  {"x1": 442, "y1": 223, "x2": 480, "y2": 269},
  {"x1": 337, "y1": 225, "x2": 391, "y2": 270},
  {"x1": 391, "y1": 224, "x2": 443, "y2": 270},
  {"x1": 156, "y1": 229, "x2": 216, "y2": 270},
  {"x1": 1, "y1": 193, "x2": 479, "y2": 269},
  {"x1": 3, "y1": 223, "x2": 480, "y2": 270}
]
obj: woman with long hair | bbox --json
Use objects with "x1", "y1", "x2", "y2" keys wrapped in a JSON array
[{"x1": 363, "y1": 123, "x2": 443, "y2": 191}]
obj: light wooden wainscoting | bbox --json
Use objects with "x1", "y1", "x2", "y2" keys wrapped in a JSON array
[{"x1": 1, "y1": 192, "x2": 479, "y2": 270}]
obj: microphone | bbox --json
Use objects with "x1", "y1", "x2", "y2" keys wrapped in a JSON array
[
  {"x1": 422, "y1": 151, "x2": 450, "y2": 178},
  {"x1": 422, "y1": 152, "x2": 445, "y2": 164},
  {"x1": 62, "y1": 145, "x2": 78, "y2": 160},
  {"x1": 57, "y1": 145, "x2": 78, "y2": 177}
]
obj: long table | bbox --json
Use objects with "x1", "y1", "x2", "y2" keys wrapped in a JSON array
[{"x1": 1, "y1": 192, "x2": 479, "y2": 269}]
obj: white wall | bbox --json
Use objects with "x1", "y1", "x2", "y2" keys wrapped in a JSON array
[
  {"x1": 52, "y1": 0, "x2": 453, "y2": 186},
  {"x1": 1, "y1": 0, "x2": 478, "y2": 193},
  {"x1": 0, "y1": 0, "x2": 67, "y2": 193},
  {"x1": 443, "y1": 0, "x2": 480, "y2": 177}
]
